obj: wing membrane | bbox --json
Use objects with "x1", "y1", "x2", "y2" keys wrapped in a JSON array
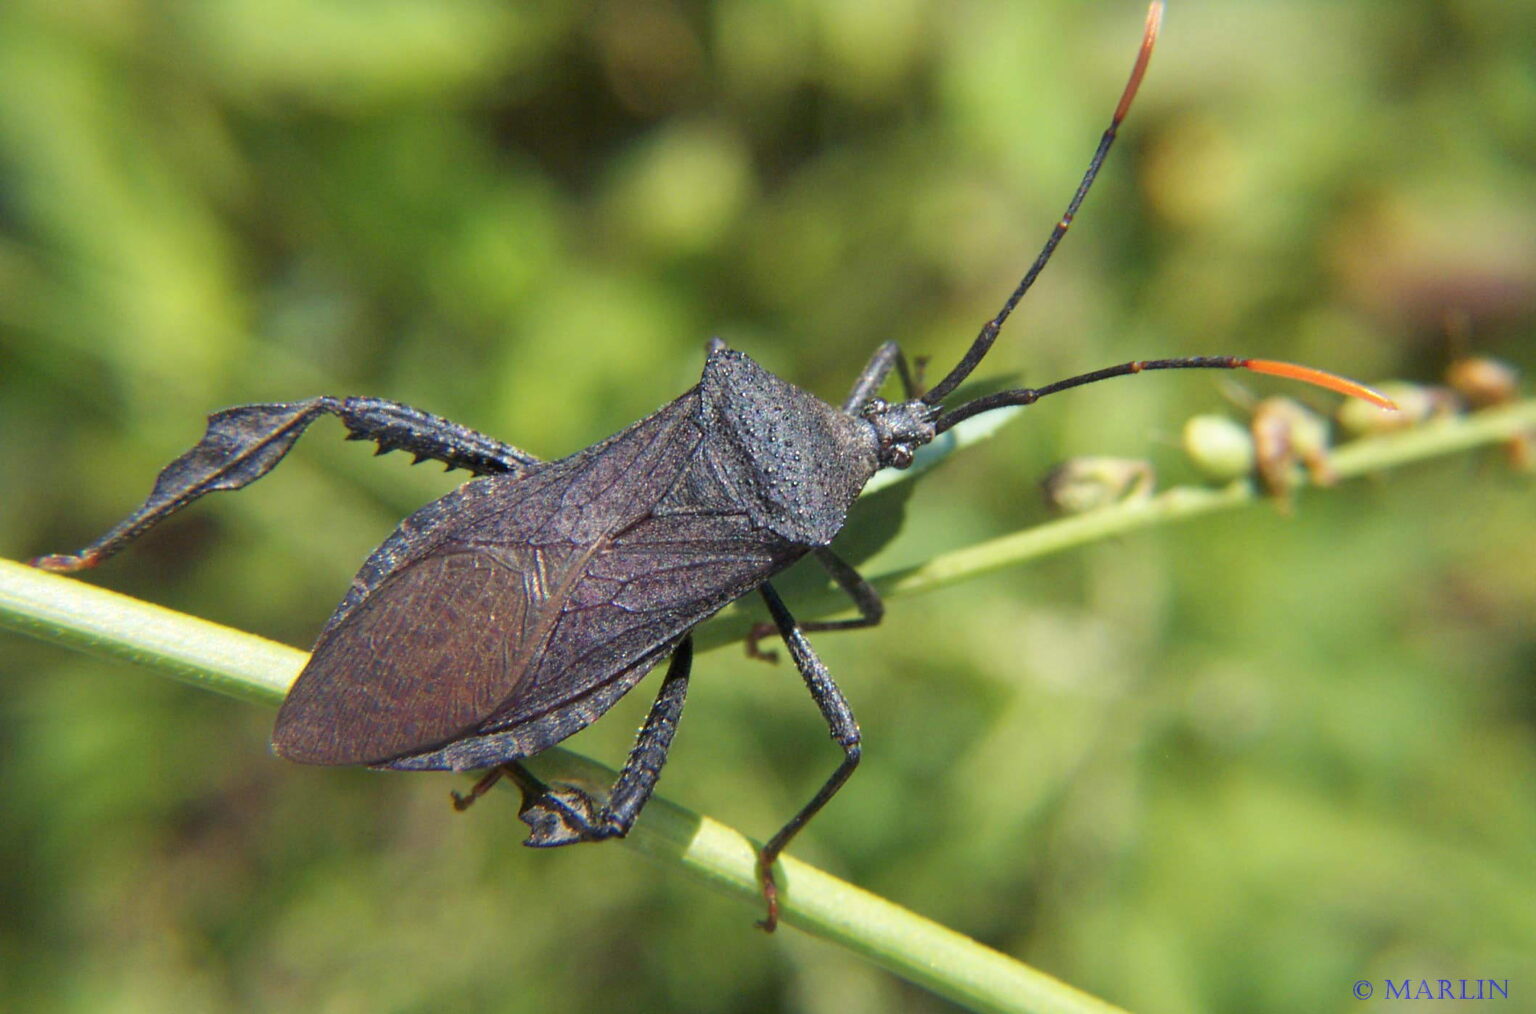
[
  {"x1": 275, "y1": 387, "x2": 809, "y2": 769},
  {"x1": 274, "y1": 550, "x2": 531, "y2": 764},
  {"x1": 489, "y1": 509, "x2": 797, "y2": 729}
]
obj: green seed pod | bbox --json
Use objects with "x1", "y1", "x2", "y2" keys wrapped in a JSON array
[
  {"x1": 1182, "y1": 414, "x2": 1257, "y2": 481},
  {"x1": 1041, "y1": 457, "x2": 1155, "y2": 515},
  {"x1": 1335, "y1": 381, "x2": 1452, "y2": 437}
]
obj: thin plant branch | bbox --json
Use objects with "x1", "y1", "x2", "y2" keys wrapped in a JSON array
[
  {"x1": 0, "y1": 557, "x2": 1125, "y2": 1014},
  {"x1": 2, "y1": 398, "x2": 1532, "y2": 1013},
  {"x1": 697, "y1": 398, "x2": 1536, "y2": 649}
]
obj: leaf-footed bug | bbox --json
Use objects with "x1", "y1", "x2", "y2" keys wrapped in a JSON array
[{"x1": 31, "y1": 0, "x2": 1393, "y2": 931}]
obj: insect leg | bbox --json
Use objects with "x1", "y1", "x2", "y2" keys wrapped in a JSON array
[
  {"x1": 517, "y1": 637, "x2": 693, "y2": 847},
  {"x1": 450, "y1": 765, "x2": 511, "y2": 811},
  {"x1": 329, "y1": 397, "x2": 540, "y2": 475},
  {"x1": 754, "y1": 582, "x2": 861, "y2": 932},
  {"x1": 841, "y1": 341, "x2": 922, "y2": 412},
  {"x1": 30, "y1": 396, "x2": 539, "y2": 572},
  {"x1": 804, "y1": 548, "x2": 884, "y2": 630},
  {"x1": 745, "y1": 547, "x2": 884, "y2": 659}
]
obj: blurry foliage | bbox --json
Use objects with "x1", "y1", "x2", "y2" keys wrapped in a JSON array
[{"x1": 0, "y1": 0, "x2": 1533, "y2": 1012}]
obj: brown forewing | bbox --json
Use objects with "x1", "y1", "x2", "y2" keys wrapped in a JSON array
[{"x1": 273, "y1": 388, "x2": 808, "y2": 767}]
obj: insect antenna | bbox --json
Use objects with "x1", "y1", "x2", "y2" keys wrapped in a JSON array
[
  {"x1": 933, "y1": 357, "x2": 1397, "y2": 434},
  {"x1": 921, "y1": 0, "x2": 1165, "y2": 407},
  {"x1": 919, "y1": 0, "x2": 1395, "y2": 433}
]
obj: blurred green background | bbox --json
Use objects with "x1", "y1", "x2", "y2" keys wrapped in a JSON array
[{"x1": 2, "y1": 0, "x2": 1533, "y2": 1011}]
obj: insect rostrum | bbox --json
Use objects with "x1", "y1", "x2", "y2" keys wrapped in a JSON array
[{"x1": 29, "y1": 0, "x2": 1390, "y2": 932}]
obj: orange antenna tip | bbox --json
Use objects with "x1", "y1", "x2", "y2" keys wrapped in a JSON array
[
  {"x1": 1115, "y1": 0, "x2": 1165, "y2": 123},
  {"x1": 1243, "y1": 359, "x2": 1398, "y2": 411}
]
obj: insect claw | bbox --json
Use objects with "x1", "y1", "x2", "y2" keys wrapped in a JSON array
[
  {"x1": 29, "y1": 552, "x2": 97, "y2": 573},
  {"x1": 518, "y1": 784, "x2": 614, "y2": 846},
  {"x1": 756, "y1": 855, "x2": 782, "y2": 933},
  {"x1": 745, "y1": 622, "x2": 781, "y2": 663},
  {"x1": 451, "y1": 767, "x2": 507, "y2": 811}
]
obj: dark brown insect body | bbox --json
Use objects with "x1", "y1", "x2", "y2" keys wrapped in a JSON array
[
  {"x1": 31, "y1": 1, "x2": 1391, "y2": 929},
  {"x1": 274, "y1": 343, "x2": 896, "y2": 771}
]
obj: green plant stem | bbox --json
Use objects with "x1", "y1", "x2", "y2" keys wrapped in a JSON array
[
  {"x1": 2, "y1": 400, "x2": 1531, "y2": 1013},
  {"x1": 0, "y1": 557, "x2": 298, "y2": 705},
  {"x1": 0, "y1": 557, "x2": 1123, "y2": 1014},
  {"x1": 696, "y1": 399, "x2": 1536, "y2": 649}
]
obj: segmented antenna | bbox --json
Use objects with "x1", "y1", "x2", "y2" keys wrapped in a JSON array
[
  {"x1": 920, "y1": 0, "x2": 1394, "y2": 431},
  {"x1": 922, "y1": 0, "x2": 1165, "y2": 406},
  {"x1": 934, "y1": 357, "x2": 1396, "y2": 433}
]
